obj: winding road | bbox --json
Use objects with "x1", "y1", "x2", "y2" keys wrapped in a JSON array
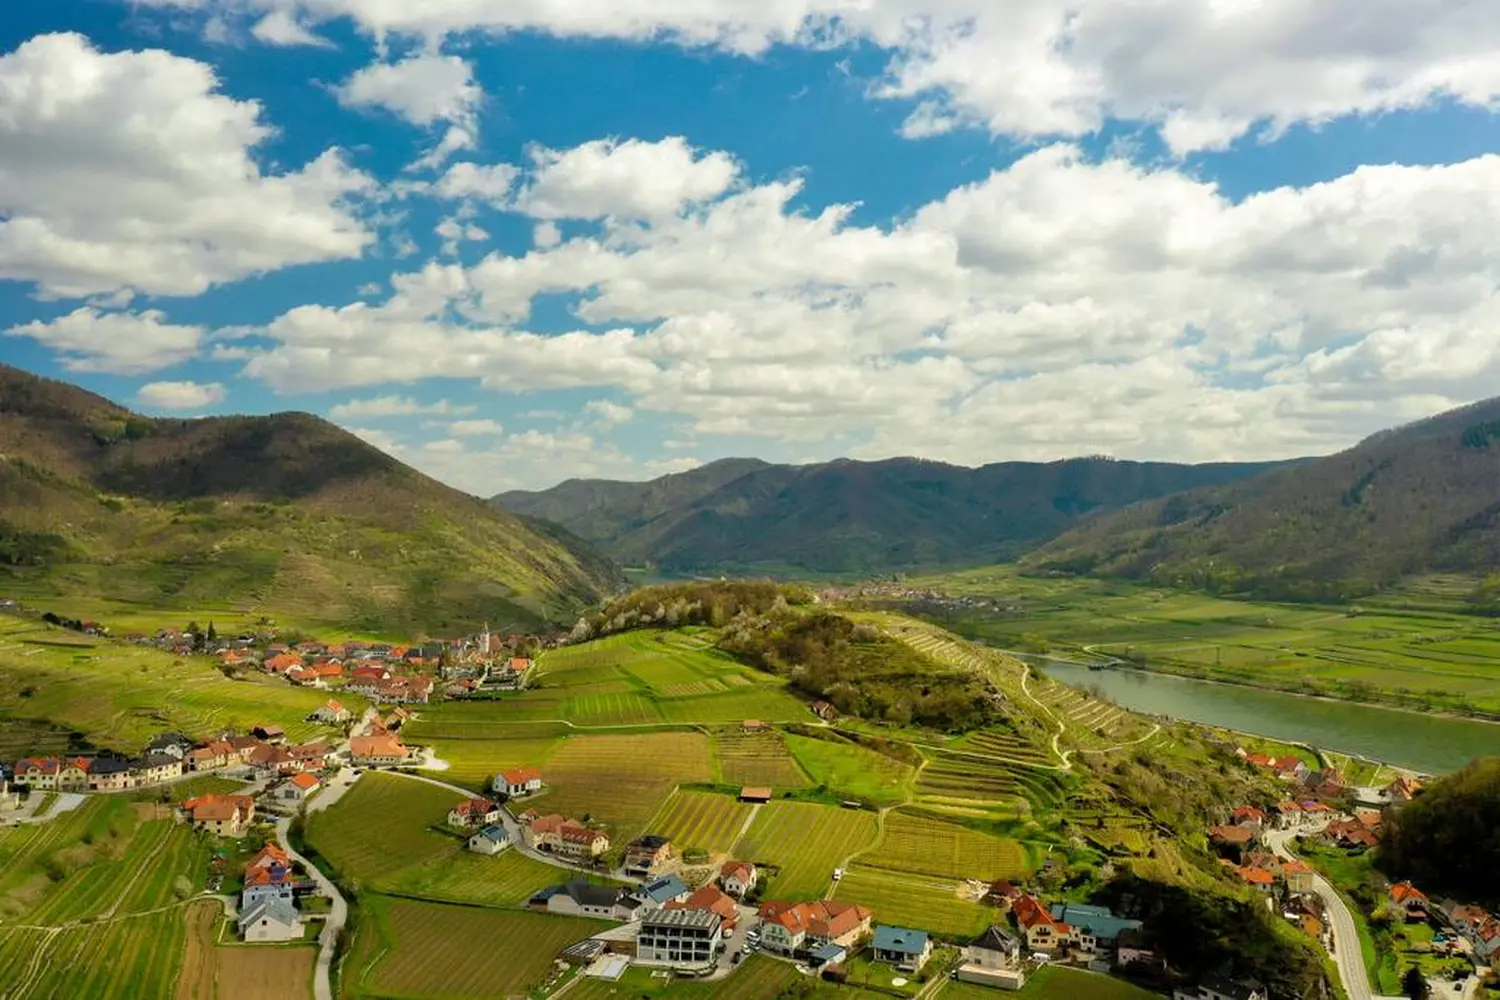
[
  {"x1": 1263, "y1": 826, "x2": 1402, "y2": 1000},
  {"x1": 277, "y1": 814, "x2": 344, "y2": 1000}
]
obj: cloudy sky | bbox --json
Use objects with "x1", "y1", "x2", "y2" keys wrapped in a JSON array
[{"x1": 3, "y1": 1, "x2": 1499, "y2": 495}]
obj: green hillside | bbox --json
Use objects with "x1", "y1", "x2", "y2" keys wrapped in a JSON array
[
  {"x1": 1032, "y1": 397, "x2": 1500, "y2": 601},
  {"x1": 0, "y1": 364, "x2": 622, "y2": 634},
  {"x1": 496, "y1": 455, "x2": 1284, "y2": 575}
]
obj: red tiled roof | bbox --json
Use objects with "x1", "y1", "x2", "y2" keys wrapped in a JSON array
[
  {"x1": 500, "y1": 767, "x2": 542, "y2": 784},
  {"x1": 289, "y1": 772, "x2": 321, "y2": 790},
  {"x1": 1237, "y1": 867, "x2": 1275, "y2": 886},
  {"x1": 349, "y1": 734, "x2": 406, "y2": 758},
  {"x1": 1390, "y1": 882, "x2": 1428, "y2": 905},
  {"x1": 721, "y1": 861, "x2": 755, "y2": 880}
]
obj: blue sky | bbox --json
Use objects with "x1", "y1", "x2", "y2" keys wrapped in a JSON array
[{"x1": 3, "y1": 0, "x2": 1499, "y2": 493}]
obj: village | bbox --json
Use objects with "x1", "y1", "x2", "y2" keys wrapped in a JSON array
[{"x1": 0, "y1": 605, "x2": 1493, "y2": 1000}]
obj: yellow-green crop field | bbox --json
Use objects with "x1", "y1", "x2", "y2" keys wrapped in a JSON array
[
  {"x1": 347, "y1": 897, "x2": 608, "y2": 999},
  {"x1": 647, "y1": 790, "x2": 757, "y2": 854},
  {"x1": 714, "y1": 728, "x2": 811, "y2": 788},
  {"x1": 832, "y1": 865, "x2": 991, "y2": 938},
  {"x1": 861, "y1": 809, "x2": 1033, "y2": 882},
  {"x1": 531, "y1": 731, "x2": 713, "y2": 844},
  {"x1": 735, "y1": 801, "x2": 880, "y2": 898}
]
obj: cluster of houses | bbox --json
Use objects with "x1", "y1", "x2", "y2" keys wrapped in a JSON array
[
  {"x1": 156, "y1": 623, "x2": 542, "y2": 703},
  {"x1": 235, "y1": 842, "x2": 315, "y2": 943},
  {"x1": 4, "y1": 725, "x2": 339, "y2": 797},
  {"x1": 1368, "y1": 881, "x2": 1500, "y2": 965},
  {"x1": 520, "y1": 810, "x2": 611, "y2": 861}
]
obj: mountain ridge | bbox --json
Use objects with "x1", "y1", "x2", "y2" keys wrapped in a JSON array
[
  {"x1": 495, "y1": 453, "x2": 1290, "y2": 574},
  {"x1": 0, "y1": 364, "x2": 622, "y2": 633},
  {"x1": 1030, "y1": 394, "x2": 1500, "y2": 600}
]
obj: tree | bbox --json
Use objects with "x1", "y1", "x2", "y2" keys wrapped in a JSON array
[
  {"x1": 206, "y1": 622, "x2": 218, "y2": 647},
  {"x1": 1403, "y1": 967, "x2": 1429, "y2": 1000}
]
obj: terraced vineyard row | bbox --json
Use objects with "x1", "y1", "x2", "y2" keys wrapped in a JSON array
[{"x1": 917, "y1": 751, "x2": 1068, "y2": 812}]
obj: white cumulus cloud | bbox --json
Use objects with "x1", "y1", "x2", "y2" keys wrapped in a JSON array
[
  {"x1": 128, "y1": 0, "x2": 1500, "y2": 152},
  {"x1": 517, "y1": 137, "x2": 740, "y2": 220},
  {"x1": 7, "y1": 308, "x2": 205, "y2": 374},
  {"x1": 135, "y1": 380, "x2": 227, "y2": 410},
  {"x1": 0, "y1": 32, "x2": 373, "y2": 299},
  {"x1": 336, "y1": 52, "x2": 482, "y2": 167}
]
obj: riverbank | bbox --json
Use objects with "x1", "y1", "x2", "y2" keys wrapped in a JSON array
[{"x1": 1038, "y1": 660, "x2": 1498, "y2": 775}]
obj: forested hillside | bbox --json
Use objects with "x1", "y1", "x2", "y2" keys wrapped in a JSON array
[
  {"x1": 497, "y1": 455, "x2": 1283, "y2": 575},
  {"x1": 0, "y1": 364, "x2": 621, "y2": 633},
  {"x1": 1032, "y1": 397, "x2": 1500, "y2": 601}
]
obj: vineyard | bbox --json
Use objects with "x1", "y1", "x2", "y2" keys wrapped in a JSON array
[
  {"x1": 647, "y1": 790, "x2": 757, "y2": 855},
  {"x1": 713, "y1": 728, "x2": 811, "y2": 788},
  {"x1": 535, "y1": 732, "x2": 713, "y2": 844},
  {"x1": 734, "y1": 801, "x2": 880, "y2": 898},
  {"x1": 349, "y1": 898, "x2": 609, "y2": 999},
  {"x1": 0, "y1": 620, "x2": 331, "y2": 754},
  {"x1": 304, "y1": 773, "x2": 457, "y2": 884},
  {"x1": 916, "y1": 750, "x2": 1069, "y2": 813},
  {"x1": 859, "y1": 809, "x2": 1033, "y2": 882},
  {"x1": 832, "y1": 865, "x2": 992, "y2": 938},
  {"x1": 0, "y1": 797, "x2": 211, "y2": 1000}
]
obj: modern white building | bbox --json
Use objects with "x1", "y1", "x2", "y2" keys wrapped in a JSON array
[{"x1": 636, "y1": 908, "x2": 723, "y2": 969}]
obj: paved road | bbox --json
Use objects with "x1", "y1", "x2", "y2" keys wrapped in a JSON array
[
  {"x1": 1264, "y1": 826, "x2": 1401, "y2": 1000},
  {"x1": 276, "y1": 815, "x2": 346, "y2": 1000}
]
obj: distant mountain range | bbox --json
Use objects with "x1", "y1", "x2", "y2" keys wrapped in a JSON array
[
  {"x1": 0, "y1": 365, "x2": 620, "y2": 633},
  {"x1": 1030, "y1": 397, "x2": 1500, "y2": 600},
  {"x1": 494, "y1": 455, "x2": 1286, "y2": 575}
]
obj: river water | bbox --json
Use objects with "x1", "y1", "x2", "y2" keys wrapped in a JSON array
[{"x1": 1040, "y1": 661, "x2": 1499, "y2": 775}]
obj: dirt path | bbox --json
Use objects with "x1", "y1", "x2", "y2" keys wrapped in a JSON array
[
  {"x1": 726, "y1": 802, "x2": 762, "y2": 857},
  {"x1": 174, "y1": 899, "x2": 218, "y2": 1000}
]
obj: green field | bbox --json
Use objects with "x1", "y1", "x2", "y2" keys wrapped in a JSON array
[
  {"x1": 862, "y1": 810, "x2": 1033, "y2": 882},
  {"x1": 784, "y1": 732, "x2": 915, "y2": 805},
  {"x1": 347, "y1": 896, "x2": 608, "y2": 999},
  {"x1": 532, "y1": 629, "x2": 812, "y2": 724},
  {"x1": 832, "y1": 865, "x2": 991, "y2": 938},
  {"x1": 907, "y1": 566, "x2": 1500, "y2": 715},
  {"x1": 648, "y1": 790, "x2": 758, "y2": 855},
  {"x1": 383, "y1": 848, "x2": 612, "y2": 908},
  {"x1": 0, "y1": 796, "x2": 209, "y2": 999},
  {"x1": 0, "y1": 618, "x2": 334, "y2": 754},
  {"x1": 943, "y1": 966, "x2": 1166, "y2": 999},
  {"x1": 735, "y1": 801, "x2": 881, "y2": 898},
  {"x1": 305, "y1": 773, "x2": 459, "y2": 885}
]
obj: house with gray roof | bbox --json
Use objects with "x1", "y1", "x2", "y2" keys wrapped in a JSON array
[
  {"x1": 238, "y1": 897, "x2": 302, "y2": 942},
  {"x1": 872, "y1": 925, "x2": 932, "y2": 973}
]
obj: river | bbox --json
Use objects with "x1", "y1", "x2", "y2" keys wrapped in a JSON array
[{"x1": 1039, "y1": 661, "x2": 1499, "y2": 774}]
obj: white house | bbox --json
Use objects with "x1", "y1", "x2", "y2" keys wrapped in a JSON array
[
  {"x1": 238, "y1": 898, "x2": 303, "y2": 943},
  {"x1": 468, "y1": 825, "x2": 511, "y2": 856},
  {"x1": 493, "y1": 767, "x2": 544, "y2": 798},
  {"x1": 720, "y1": 861, "x2": 757, "y2": 898}
]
